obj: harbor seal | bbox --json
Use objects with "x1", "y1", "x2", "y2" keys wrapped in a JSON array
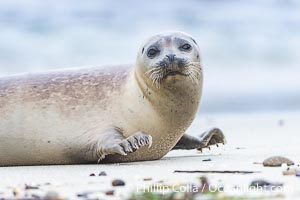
[{"x1": 0, "y1": 31, "x2": 225, "y2": 166}]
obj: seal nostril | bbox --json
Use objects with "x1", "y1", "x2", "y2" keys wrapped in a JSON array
[{"x1": 166, "y1": 54, "x2": 176, "y2": 63}]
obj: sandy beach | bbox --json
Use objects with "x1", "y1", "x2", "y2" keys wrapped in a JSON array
[
  {"x1": 0, "y1": 111, "x2": 299, "y2": 199},
  {"x1": 0, "y1": 1, "x2": 300, "y2": 199}
]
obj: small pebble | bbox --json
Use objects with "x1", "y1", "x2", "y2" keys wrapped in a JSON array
[
  {"x1": 250, "y1": 179, "x2": 283, "y2": 188},
  {"x1": 44, "y1": 191, "x2": 62, "y2": 200},
  {"x1": 199, "y1": 176, "x2": 210, "y2": 193},
  {"x1": 12, "y1": 187, "x2": 20, "y2": 197},
  {"x1": 99, "y1": 171, "x2": 107, "y2": 176},
  {"x1": 32, "y1": 194, "x2": 43, "y2": 199},
  {"x1": 282, "y1": 164, "x2": 297, "y2": 175},
  {"x1": 282, "y1": 168, "x2": 297, "y2": 175},
  {"x1": 77, "y1": 192, "x2": 91, "y2": 198},
  {"x1": 105, "y1": 190, "x2": 115, "y2": 196},
  {"x1": 143, "y1": 178, "x2": 153, "y2": 181},
  {"x1": 112, "y1": 179, "x2": 125, "y2": 186},
  {"x1": 263, "y1": 156, "x2": 294, "y2": 167},
  {"x1": 89, "y1": 173, "x2": 96, "y2": 176},
  {"x1": 25, "y1": 184, "x2": 39, "y2": 190},
  {"x1": 202, "y1": 158, "x2": 212, "y2": 162}
]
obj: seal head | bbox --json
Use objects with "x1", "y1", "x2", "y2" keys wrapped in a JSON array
[{"x1": 136, "y1": 31, "x2": 201, "y2": 89}]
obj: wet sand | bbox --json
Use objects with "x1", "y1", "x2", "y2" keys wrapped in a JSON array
[{"x1": 0, "y1": 111, "x2": 299, "y2": 199}]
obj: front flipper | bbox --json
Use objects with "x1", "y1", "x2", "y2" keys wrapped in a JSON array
[
  {"x1": 172, "y1": 128, "x2": 226, "y2": 151},
  {"x1": 83, "y1": 129, "x2": 152, "y2": 163},
  {"x1": 107, "y1": 131, "x2": 153, "y2": 156}
]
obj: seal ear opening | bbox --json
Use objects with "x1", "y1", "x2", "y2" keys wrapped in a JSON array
[
  {"x1": 191, "y1": 38, "x2": 197, "y2": 45},
  {"x1": 142, "y1": 47, "x2": 145, "y2": 54}
]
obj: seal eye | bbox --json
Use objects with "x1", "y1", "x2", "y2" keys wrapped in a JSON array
[
  {"x1": 180, "y1": 43, "x2": 192, "y2": 51},
  {"x1": 147, "y1": 48, "x2": 159, "y2": 58}
]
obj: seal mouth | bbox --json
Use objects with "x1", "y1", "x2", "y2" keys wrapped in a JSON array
[
  {"x1": 164, "y1": 70, "x2": 187, "y2": 77},
  {"x1": 145, "y1": 61, "x2": 201, "y2": 89}
]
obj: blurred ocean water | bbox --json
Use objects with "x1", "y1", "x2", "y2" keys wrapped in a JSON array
[{"x1": 0, "y1": 0, "x2": 299, "y2": 113}]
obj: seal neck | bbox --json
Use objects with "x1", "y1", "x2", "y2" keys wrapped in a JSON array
[{"x1": 134, "y1": 66, "x2": 202, "y2": 120}]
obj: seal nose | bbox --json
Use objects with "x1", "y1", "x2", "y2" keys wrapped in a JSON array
[{"x1": 166, "y1": 54, "x2": 176, "y2": 63}]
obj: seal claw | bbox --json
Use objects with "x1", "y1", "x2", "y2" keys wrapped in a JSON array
[{"x1": 148, "y1": 135, "x2": 153, "y2": 148}]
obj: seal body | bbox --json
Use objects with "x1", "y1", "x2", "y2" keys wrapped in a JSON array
[{"x1": 0, "y1": 32, "x2": 203, "y2": 166}]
